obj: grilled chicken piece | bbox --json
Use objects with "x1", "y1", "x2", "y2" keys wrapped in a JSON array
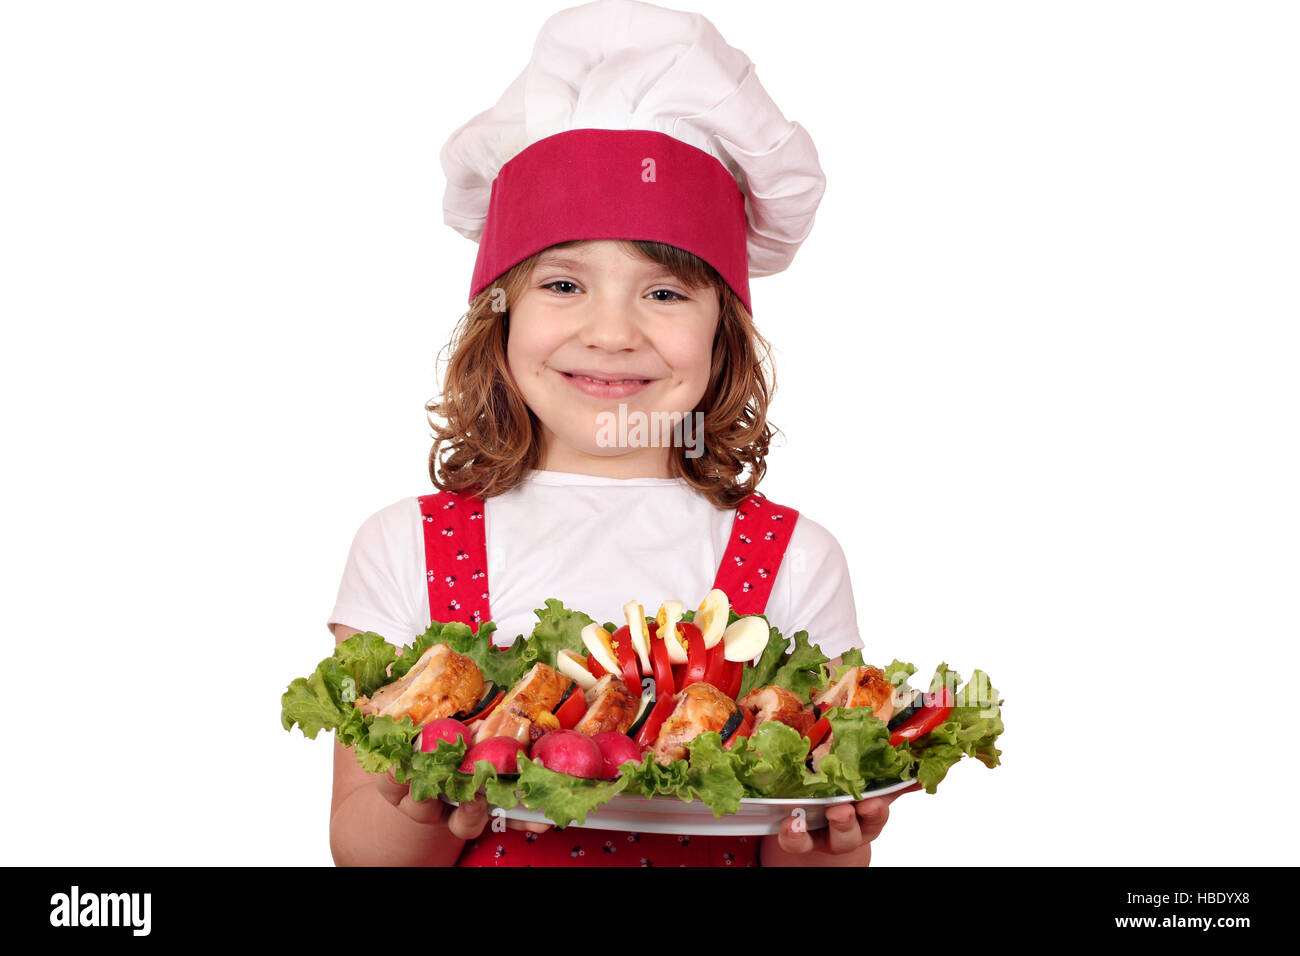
[
  {"x1": 651, "y1": 682, "x2": 739, "y2": 765},
  {"x1": 574, "y1": 674, "x2": 639, "y2": 736},
  {"x1": 808, "y1": 666, "x2": 903, "y2": 772},
  {"x1": 738, "y1": 685, "x2": 816, "y2": 736},
  {"x1": 353, "y1": 643, "x2": 484, "y2": 729},
  {"x1": 473, "y1": 663, "x2": 572, "y2": 745},
  {"x1": 812, "y1": 666, "x2": 898, "y2": 723}
]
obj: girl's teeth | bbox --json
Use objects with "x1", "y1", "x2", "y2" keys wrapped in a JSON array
[{"x1": 573, "y1": 374, "x2": 643, "y2": 384}]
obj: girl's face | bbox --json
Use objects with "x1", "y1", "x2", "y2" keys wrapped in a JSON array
[{"x1": 506, "y1": 240, "x2": 721, "y2": 477}]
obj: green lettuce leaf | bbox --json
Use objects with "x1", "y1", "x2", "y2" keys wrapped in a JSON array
[
  {"x1": 816, "y1": 707, "x2": 915, "y2": 799},
  {"x1": 727, "y1": 721, "x2": 827, "y2": 798},
  {"x1": 516, "y1": 755, "x2": 628, "y2": 826},
  {"x1": 736, "y1": 622, "x2": 828, "y2": 700},
  {"x1": 523, "y1": 599, "x2": 593, "y2": 671}
]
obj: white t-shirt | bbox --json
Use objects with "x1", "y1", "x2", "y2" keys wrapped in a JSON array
[{"x1": 327, "y1": 469, "x2": 863, "y2": 661}]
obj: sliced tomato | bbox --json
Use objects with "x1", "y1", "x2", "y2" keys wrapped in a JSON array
[
  {"x1": 723, "y1": 706, "x2": 756, "y2": 750},
  {"x1": 610, "y1": 625, "x2": 645, "y2": 694},
  {"x1": 586, "y1": 653, "x2": 608, "y2": 679},
  {"x1": 553, "y1": 683, "x2": 588, "y2": 730},
  {"x1": 648, "y1": 625, "x2": 676, "y2": 699},
  {"x1": 702, "y1": 639, "x2": 731, "y2": 691},
  {"x1": 634, "y1": 694, "x2": 678, "y2": 750},
  {"x1": 725, "y1": 660, "x2": 745, "y2": 700},
  {"x1": 889, "y1": 686, "x2": 955, "y2": 746},
  {"x1": 804, "y1": 715, "x2": 831, "y2": 750},
  {"x1": 678, "y1": 621, "x2": 708, "y2": 689}
]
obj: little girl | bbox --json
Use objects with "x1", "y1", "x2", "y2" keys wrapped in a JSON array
[{"x1": 325, "y1": 0, "x2": 917, "y2": 867}]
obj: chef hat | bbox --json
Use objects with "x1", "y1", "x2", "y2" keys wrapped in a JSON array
[{"x1": 440, "y1": 0, "x2": 826, "y2": 316}]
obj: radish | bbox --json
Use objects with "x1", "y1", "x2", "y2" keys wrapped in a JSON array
[
  {"x1": 459, "y1": 736, "x2": 526, "y2": 775},
  {"x1": 529, "y1": 730, "x2": 604, "y2": 779},
  {"x1": 419, "y1": 717, "x2": 475, "y2": 752},
  {"x1": 590, "y1": 732, "x2": 645, "y2": 780}
]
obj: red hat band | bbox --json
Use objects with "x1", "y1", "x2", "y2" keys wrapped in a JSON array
[{"x1": 469, "y1": 128, "x2": 752, "y2": 315}]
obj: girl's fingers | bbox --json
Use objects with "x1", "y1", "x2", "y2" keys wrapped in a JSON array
[
  {"x1": 777, "y1": 813, "x2": 816, "y2": 854},
  {"x1": 856, "y1": 783, "x2": 922, "y2": 841},
  {"x1": 377, "y1": 770, "x2": 447, "y2": 824},
  {"x1": 855, "y1": 798, "x2": 891, "y2": 843},
  {"x1": 446, "y1": 795, "x2": 490, "y2": 840},
  {"x1": 398, "y1": 790, "x2": 447, "y2": 825},
  {"x1": 375, "y1": 768, "x2": 408, "y2": 807},
  {"x1": 824, "y1": 803, "x2": 864, "y2": 854}
]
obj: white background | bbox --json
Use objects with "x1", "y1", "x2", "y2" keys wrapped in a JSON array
[{"x1": 2, "y1": 0, "x2": 1296, "y2": 866}]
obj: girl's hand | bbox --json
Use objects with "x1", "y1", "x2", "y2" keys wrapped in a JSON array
[
  {"x1": 759, "y1": 782, "x2": 922, "y2": 866},
  {"x1": 378, "y1": 769, "x2": 553, "y2": 836}
]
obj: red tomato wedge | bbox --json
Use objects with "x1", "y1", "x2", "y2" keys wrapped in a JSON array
[
  {"x1": 679, "y1": 622, "x2": 708, "y2": 689},
  {"x1": 889, "y1": 687, "x2": 955, "y2": 746},
  {"x1": 804, "y1": 715, "x2": 831, "y2": 750},
  {"x1": 553, "y1": 684, "x2": 588, "y2": 730},
  {"x1": 586, "y1": 653, "x2": 607, "y2": 679},
  {"x1": 723, "y1": 706, "x2": 756, "y2": 750},
  {"x1": 609, "y1": 625, "x2": 645, "y2": 694},
  {"x1": 702, "y1": 639, "x2": 731, "y2": 691},
  {"x1": 634, "y1": 694, "x2": 678, "y2": 750},
  {"x1": 647, "y1": 623, "x2": 676, "y2": 698},
  {"x1": 724, "y1": 659, "x2": 744, "y2": 700}
]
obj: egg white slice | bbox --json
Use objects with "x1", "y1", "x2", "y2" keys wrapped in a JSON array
[
  {"x1": 581, "y1": 623, "x2": 621, "y2": 676},
  {"x1": 722, "y1": 615, "x2": 771, "y2": 662},
  {"x1": 654, "y1": 600, "x2": 688, "y2": 664},
  {"x1": 695, "y1": 589, "x2": 730, "y2": 649},
  {"x1": 557, "y1": 647, "x2": 598, "y2": 691},
  {"x1": 624, "y1": 600, "x2": 652, "y2": 674}
]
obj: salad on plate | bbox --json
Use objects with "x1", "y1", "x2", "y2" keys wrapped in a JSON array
[{"x1": 281, "y1": 593, "x2": 1004, "y2": 829}]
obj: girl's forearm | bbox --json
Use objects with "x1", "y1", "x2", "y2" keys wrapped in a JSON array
[{"x1": 330, "y1": 781, "x2": 467, "y2": 867}]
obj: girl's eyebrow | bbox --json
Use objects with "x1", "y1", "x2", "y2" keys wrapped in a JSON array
[
  {"x1": 535, "y1": 254, "x2": 680, "y2": 281},
  {"x1": 534, "y1": 255, "x2": 587, "y2": 271}
]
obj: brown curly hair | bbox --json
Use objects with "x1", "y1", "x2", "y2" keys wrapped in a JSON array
[{"x1": 425, "y1": 239, "x2": 781, "y2": 509}]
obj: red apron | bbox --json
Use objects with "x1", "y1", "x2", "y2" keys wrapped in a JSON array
[{"x1": 417, "y1": 486, "x2": 800, "y2": 866}]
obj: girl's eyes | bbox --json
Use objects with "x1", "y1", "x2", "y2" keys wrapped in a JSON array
[
  {"x1": 647, "y1": 288, "x2": 688, "y2": 303},
  {"x1": 539, "y1": 280, "x2": 688, "y2": 302}
]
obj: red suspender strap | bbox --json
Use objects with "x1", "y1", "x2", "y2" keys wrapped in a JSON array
[
  {"x1": 417, "y1": 488, "x2": 492, "y2": 633},
  {"x1": 711, "y1": 492, "x2": 801, "y2": 616}
]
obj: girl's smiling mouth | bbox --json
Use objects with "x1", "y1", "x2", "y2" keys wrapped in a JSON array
[{"x1": 554, "y1": 366, "x2": 657, "y2": 398}]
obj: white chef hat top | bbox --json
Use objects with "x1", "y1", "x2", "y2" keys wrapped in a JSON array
[{"x1": 441, "y1": 0, "x2": 826, "y2": 309}]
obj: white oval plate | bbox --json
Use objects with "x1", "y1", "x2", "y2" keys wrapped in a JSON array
[{"x1": 451, "y1": 778, "x2": 919, "y2": 836}]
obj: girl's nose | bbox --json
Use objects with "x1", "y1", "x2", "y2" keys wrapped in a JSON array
[{"x1": 574, "y1": 292, "x2": 647, "y2": 350}]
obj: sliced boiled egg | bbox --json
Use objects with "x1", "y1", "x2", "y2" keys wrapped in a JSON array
[
  {"x1": 654, "y1": 600, "x2": 689, "y2": 664},
  {"x1": 722, "y1": 615, "x2": 771, "y2": 662},
  {"x1": 695, "y1": 589, "x2": 730, "y2": 649},
  {"x1": 624, "y1": 600, "x2": 652, "y2": 673},
  {"x1": 581, "y1": 623, "x2": 620, "y2": 676},
  {"x1": 556, "y1": 647, "x2": 598, "y2": 691}
]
